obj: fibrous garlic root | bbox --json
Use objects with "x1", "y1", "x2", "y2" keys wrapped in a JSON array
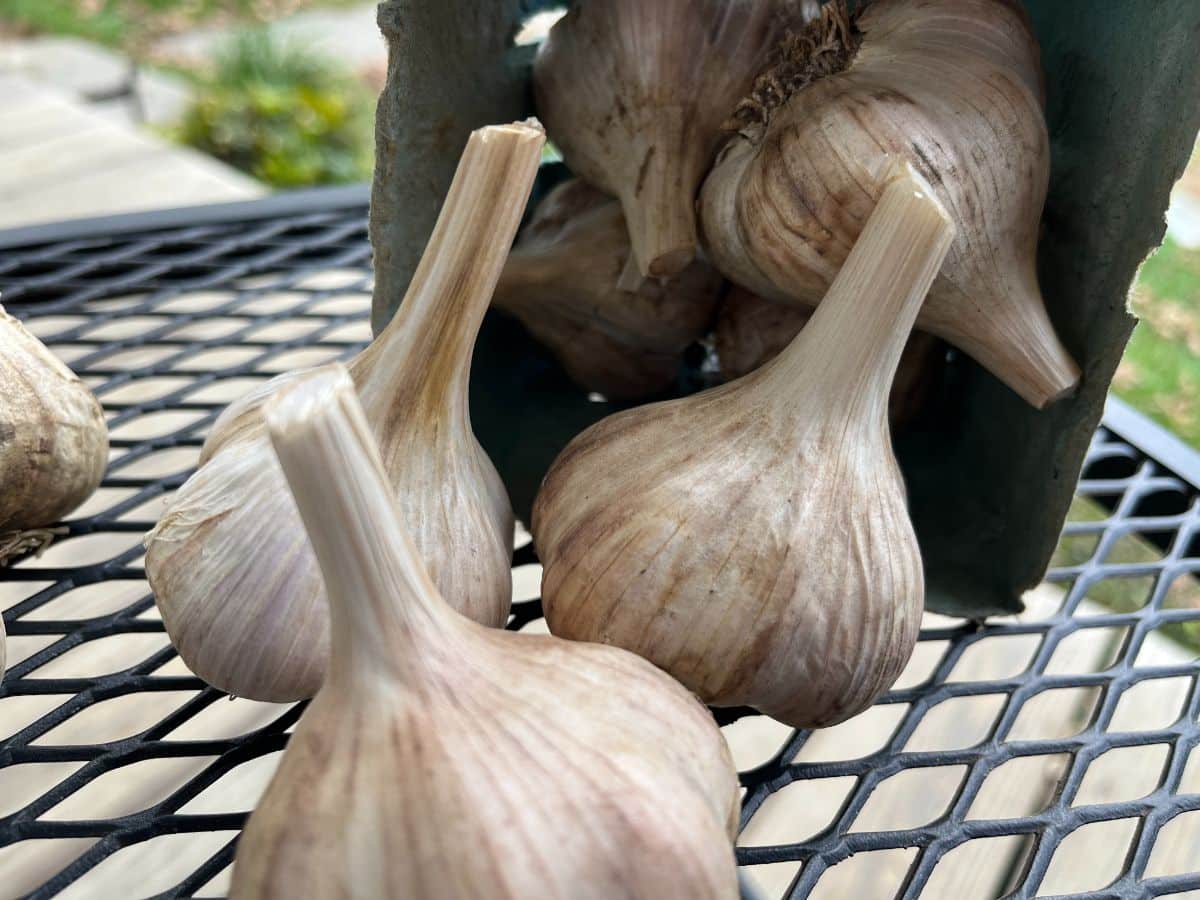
[
  {"x1": 230, "y1": 364, "x2": 740, "y2": 900},
  {"x1": 700, "y1": 0, "x2": 1079, "y2": 409},
  {"x1": 494, "y1": 178, "x2": 723, "y2": 399},
  {"x1": 534, "y1": 165, "x2": 954, "y2": 728},
  {"x1": 0, "y1": 304, "x2": 107, "y2": 564},
  {"x1": 145, "y1": 122, "x2": 545, "y2": 702},
  {"x1": 715, "y1": 286, "x2": 943, "y2": 429},
  {"x1": 534, "y1": 0, "x2": 798, "y2": 280}
]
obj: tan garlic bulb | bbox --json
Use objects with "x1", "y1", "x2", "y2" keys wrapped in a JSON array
[
  {"x1": 699, "y1": 0, "x2": 1079, "y2": 409},
  {"x1": 494, "y1": 178, "x2": 723, "y2": 399},
  {"x1": 534, "y1": 166, "x2": 954, "y2": 728},
  {"x1": 715, "y1": 286, "x2": 943, "y2": 429},
  {"x1": 145, "y1": 122, "x2": 545, "y2": 702},
  {"x1": 0, "y1": 305, "x2": 107, "y2": 560},
  {"x1": 230, "y1": 364, "x2": 740, "y2": 900},
  {"x1": 533, "y1": 0, "x2": 796, "y2": 280}
]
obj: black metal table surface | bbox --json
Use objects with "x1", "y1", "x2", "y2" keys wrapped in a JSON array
[{"x1": 1, "y1": 188, "x2": 1199, "y2": 900}]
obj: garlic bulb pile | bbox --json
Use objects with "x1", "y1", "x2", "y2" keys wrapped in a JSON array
[
  {"x1": 145, "y1": 122, "x2": 545, "y2": 702},
  {"x1": 699, "y1": 0, "x2": 1079, "y2": 409},
  {"x1": 715, "y1": 287, "x2": 942, "y2": 429},
  {"x1": 534, "y1": 165, "x2": 954, "y2": 728},
  {"x1": 494, "y1": 178, "x2": 723, "y2": 399},
  {"x1": 0, "y1": 304, "x2": 108, "y2": 561},
  {"x1": 534, "y1": 0, "x2": 795, "y2": 281},
  {"x1": 230, "y1": 365, "x2": 740, "y2": 899}
]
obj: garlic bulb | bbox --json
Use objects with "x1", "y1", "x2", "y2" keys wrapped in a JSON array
[
  {"x1": 715, "y1": 286, "x2": 942, "y2": 429},
  {"x1": 534, "y1": 165, "x2": 954, "y2": 728},
  {"x1": 145, "y1": 122, "x2": 545, "y2": 702},
  {"x1": 699, "y1": 0, "x2": 1079, "y2": 409},
  {"x1": 533, "y1": 0, "x2": 796, "y2": 280},
  {"x1": 0, "y1": 304, "x2": 107, "y2": 560},
  {"x1": 494, "y1": 178, "x2": 723, "y2": 399},
  {"x1": 229, "y1": 364, "x2": 740, "y2": 899}
]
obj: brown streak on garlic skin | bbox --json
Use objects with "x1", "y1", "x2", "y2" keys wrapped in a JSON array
[
  {"x1": 700, "y1": 0, "x2": 1079, "y2": 409},
  {"x1": 230, "y1": 366, "x2": 739, "y2": 899},
  {"x1": 715, "y1": 286, "x2": 944, "y2": 430},
  {"x1": 534, "y1": 167, "x2": 953, "y2": 728},
  {"x1": 533, "y1": 0, "x2": 793, "y2": 280},
  {"x1": 0, "y1": 305, "x2": 107, "y2": 534},
  {"x1": 494, "y1": 178, "x2": 724, "y2": 399},
  {"x1": 145, "y1": 124, "x2": 543, "y2": 702}
]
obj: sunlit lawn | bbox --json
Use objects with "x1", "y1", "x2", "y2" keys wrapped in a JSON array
[{"x1": 1116, "y1": 238, "x2": 1200, "y2": 447}]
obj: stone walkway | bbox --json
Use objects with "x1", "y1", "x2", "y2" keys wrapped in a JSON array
[{"x1": 0, "y1": 72, "x2": 263, "y2": 231}]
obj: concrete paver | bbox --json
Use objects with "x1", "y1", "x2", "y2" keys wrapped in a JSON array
[{"x1": 0, "y1": 74, "x2": 263, "y2": 230}]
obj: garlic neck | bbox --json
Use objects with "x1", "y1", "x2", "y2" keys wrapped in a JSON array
[
  {"x1": 770, "y1": 164, "x2": 955, "y2": 425},
  {"x1": 354, "y1": 122, "x2": 546, "y2": 424},
  {"x1": 266, "y1": 366, "x2": 461, "y2": 693},
  {"x1": 620, "y1": 110, "x2": 698, "y2": 279}
]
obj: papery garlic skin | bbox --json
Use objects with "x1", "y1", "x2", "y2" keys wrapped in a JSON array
[
  {"x1": 495, "y1": 178, "x2": 723, "y2": 399},
  {"x1": 145, "y1": 123, "x2": 543, "y2": 702},
  {"x1": 700, "y1": 0, "x2": 1078, "y2": 409},
  {"x1": 535, "y1": 166, "x2": 953, "y2": 728},
  {"x1": 715, "y1": 287, "x2": 942, "y2": 429},
  {"x1": 0, "y1": 305, "x2": 107, "y2": 533},
  {"x1": 230, "y1": 365, "x2": 740, "y2": 900},
  {"x1": 534, "y1": 0, "x2": 792, "y2": 280}
]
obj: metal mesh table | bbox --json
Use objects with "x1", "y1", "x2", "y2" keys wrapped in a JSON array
[{"x1": 1, "y1": 188, "x2": 1199, "y2": 900}]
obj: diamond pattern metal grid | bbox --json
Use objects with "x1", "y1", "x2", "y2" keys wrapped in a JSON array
[{"x1": 0, "y1": 195, "x2": 1198, "y2": 899}]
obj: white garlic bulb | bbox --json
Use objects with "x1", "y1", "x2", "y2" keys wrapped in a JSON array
[
  {"x1": 533, "y1": 0, "x2": 795, "y2": 279},
  {"x1": 0, "y1": 304, "x2": 108, "y2": 561},
  {"x1": 494, "y1": 178, "x2": 723, "y2": 399},
  {"x1": 229, "y1": 364, "x2": 741, "y2": 899},
  {"x1": 145, "y1": 122, "x2": 545, "y2": 701},
  {"x1": 535, "y1": 165, "x2": 954, "y2": 728},
  {"x1": 699, "y1": 0, "x2": 1079, "y2": 409}
]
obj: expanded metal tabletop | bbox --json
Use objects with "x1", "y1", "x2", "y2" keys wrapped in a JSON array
[{"x1": 1, "y1": 188, "x2": 1198, "y2": 899}]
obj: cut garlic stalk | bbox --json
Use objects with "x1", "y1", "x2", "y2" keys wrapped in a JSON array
[
  {"x1": 715, "y1": 286, "x2": 943, "y2": 430},
  {"x1": 533, "y1": 0, "x2": 792, "y2": 279},
  {"x1": 145, "y1": 122, "x2": 544, "y2": 702},
  {"x1": 700, "y1": 0, "x2": 1079, "y2": 409},
  {"x1": 229, "y1": 364, "x2": 741, "y2": 900},
  {"x1": 0, "y1": 304, "x2": 107, "y2": 563},
  {"x1": 494, "y1": 178, "x2": 723, "y2": 399},
  {"x1": 534, "y1": 164, "x2": 954, "y2": 728}
]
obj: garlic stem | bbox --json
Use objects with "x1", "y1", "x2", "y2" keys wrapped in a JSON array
[
  {"x1": 356, "y1": 121, "x2": 546, "y2": 421},
  {"x1": 265, "y1": 365, "x2": 451, "y2": 689},
  {"x1": 616, "y1": 254, "x2": 646, "y2": 294},
  {"x1": 774, "y1": 163, "x2": 955, "y2": 419},
  {"x1": 620, "y1": 115, "x2": 698, "y2": 278}
]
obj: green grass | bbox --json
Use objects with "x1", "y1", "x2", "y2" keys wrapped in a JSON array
[{"x1": 1115, "y1": 239, "x2": 1200, "y2": 447}]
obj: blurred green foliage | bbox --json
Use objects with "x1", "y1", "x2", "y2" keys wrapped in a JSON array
[
  {"x1": 172, "y1": 30, "x2": 374, "y2": 187},
  {"x1": 1116, "y1": 239, "x2": 1200, "y2": 448},
  {"x1": 0, "y1": 1, "x2": 360, "y2": 50}
]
